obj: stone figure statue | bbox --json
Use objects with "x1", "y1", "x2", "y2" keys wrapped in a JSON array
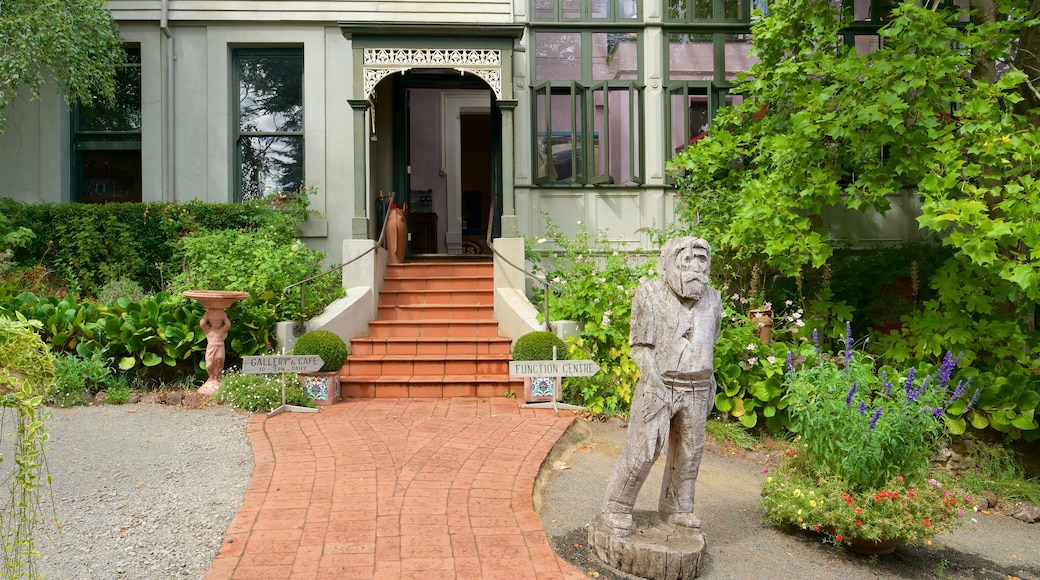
[
  {"x1": 199, "y1": 307, "x2": 230, "y2": 396},
  {"x1": 588, "y1": 237, "x2": 721, "y2": 579}
]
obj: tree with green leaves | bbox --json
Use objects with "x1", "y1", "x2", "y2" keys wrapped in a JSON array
[
  {"x1": 0, "y1": 0, "x2": 124, "y2": 134},
  {"x1": 670, "y1": 0, "x2": 1040, "y2": 439}
]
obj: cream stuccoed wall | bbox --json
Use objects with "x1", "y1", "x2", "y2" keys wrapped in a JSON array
[{"x1": 167, "y1": 24, "x2": 353, "y2": 262}]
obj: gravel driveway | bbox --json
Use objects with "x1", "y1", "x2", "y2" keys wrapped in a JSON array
[{"x1": 1, "y1": 403, "x2": 253, "y2": 580}]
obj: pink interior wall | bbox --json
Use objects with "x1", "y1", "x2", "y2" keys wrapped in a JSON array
[{"x1": 408, "y1": 88, "x2": 448, "y2": 253}]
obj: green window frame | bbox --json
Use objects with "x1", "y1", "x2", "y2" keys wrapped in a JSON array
[
  {"x1": 665, "y1": 0, "x2": 757, "y2": 23},
  {"x1": 233, "y1": 47, "x2": 304, "y2": 202},
  {"x1": 531, "y1": 0, "x2": 640, "y2": 22},
  {"x1": 72, "y1": 46, "x2": 142, "y2": 203},
  {"x1": 531, "y1": 30, "x2": 644, "y2": 186}
]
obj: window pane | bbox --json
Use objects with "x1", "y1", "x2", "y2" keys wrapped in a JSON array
[
  {"x1": 593, "y1": 86, "x2": 639, "y2": 184},
  {"x1": 536, "y1": 91, "x2": 583, "y2": 182},
  {"x1": 79, "y1": 150, "x2": 142, "y2": 203},
  {"x1": 78, "y1": 51, "x2": 141, "y2": 132},
  {"x1": 238, "y1": 136, "x2": 303, "y2": 200},
  {"x1": 668, "y1": 34, "x2": 715, "y2": 81},
  {"x1": 535, "y1": 32, "x2": 583, "y2": 81},
  {"x1": 693, "y1": 0, "x2": 714, "y2": 18},
  {"x1": 562, "y1": 0, "x2": 581, "y2": 18},
  {"x1": 619, "y1": 0, "x2": 638, "y2": 18},
  {"x1": 854, "y1": 35, "x2": 881, "y2": 55},
  {"x1": 723, "y1": 34, "x2": 756, "y2": 81},
  {"x1": 723, "y1": 0, "x2": 745, "y2": 18},
  {"x1": 593, "y1": 33, "x2": 638, "y2": 81},
  {"x1": 238, "y1": 55, "x2": 303, "y2": 133},
  {"x1": 591, "y1": 0, "x2": 610, "y2": 18},
  {"x1": 534, "y1": 0, "x2": 555, "y2": 19},
  {"x1": 670, "y1": 87, "x2": 710, "y2": 155}
]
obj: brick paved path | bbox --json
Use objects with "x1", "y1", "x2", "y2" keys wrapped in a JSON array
[{"x1": 205, "y1": 398, "x2": 586, "y2": 579}]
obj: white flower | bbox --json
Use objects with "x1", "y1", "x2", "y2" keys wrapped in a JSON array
[
  {"x1": 796, "y1": 320, "x2": 805, "y2": 327},
  {"x1": 746, "y1": 343, "x2": 757, "y2": 351},
  {"x1": 576, "y1": 220, "x2": 583, "y2": 225},
  {"x1": 785, "y1": 300, "x2": 793, "y2": 306},
  {"x1": 537, "y1": 237, "x2": 547, "y2": 244},
  {"x1": 767, "y1": 356, "x2": 777, "y2": 364},
  {"x1": 747, "y1": 357, "x2": 758, "y2": 366}
]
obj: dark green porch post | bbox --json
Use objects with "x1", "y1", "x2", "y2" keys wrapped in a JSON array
[
  {"x1": 496, "y1": 99, "x2": 518, "y2": 238},
  {"x1": 348, "y1": 99, "x2": 371, "y2": 239}
]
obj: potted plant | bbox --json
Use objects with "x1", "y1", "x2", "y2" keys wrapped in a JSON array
[
  {"x1": 292, "y1": 329, "x2": 348, "y2": 405},
  {"x1": 761, "y1": 324, "x2": 979, "y2": 553},
  {"x1": 512, "y1": 331, "x2": 568, "y2": 403}
]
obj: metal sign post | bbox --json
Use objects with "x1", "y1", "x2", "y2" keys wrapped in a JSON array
[
  {"x1": 510, "y1": 347, "x2": 598, "y2": 415},
  {"x1": 242, "y1": 354, "x2": 324, "y2": 417}
]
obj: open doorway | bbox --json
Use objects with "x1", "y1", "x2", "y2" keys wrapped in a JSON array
[{"x1": 401, "y1": 81, "x2": 494, "y2": 256}]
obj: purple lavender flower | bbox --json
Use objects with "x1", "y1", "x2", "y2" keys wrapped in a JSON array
[
  {"x1": 859, "y1": 401, "x2": 867, "y2": 415},
  {"x1": 961, "y1": 386, "x2": 980, "y2": 415},
  {"x1": 812, "y1": 329, "x2": 820, "y2": 355},
  {"x1": 936, "y1": 351, "x2": 963, "y2": 393},
  {"x1": 932, "y1": 407, "x2": 944, "y2": 418},
  {"x1": 870, "y1": 407, "x2": 883, "y2": 430},
  {"x1": 846, "y1": 381, "x2": 858, "y2": 407},
  {"x1": 947, "y1": 378, "x2": 969, "y2": 404},
  {"x1": 786, "y1": 351, "x2": 794, "y2": 375},
  {"x1": 903, "y1": 368, "x2": 916, "y2": 401},
  {"x1": 881, "y1": 371, "x2": 893, "y2": 396},
  {"x1": 844, "y1": 321, "x2": 854, "y2": 368}
]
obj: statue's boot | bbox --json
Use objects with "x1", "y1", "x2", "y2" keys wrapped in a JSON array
[
  {"x1": 665, "y1": 512, "x2": 701, "y2": 529},
  {"x1": 600, "y1": 512, "x2": 635, "y2": 537}
]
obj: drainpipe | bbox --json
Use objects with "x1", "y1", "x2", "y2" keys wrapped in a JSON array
[{"x1": 160, "y1": 0, "x2": 176, "y2": 202}]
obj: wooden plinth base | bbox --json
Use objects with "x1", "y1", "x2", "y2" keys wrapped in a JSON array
[{"x1": 587, "y1": 513, "x2": 706, "y2": 579}]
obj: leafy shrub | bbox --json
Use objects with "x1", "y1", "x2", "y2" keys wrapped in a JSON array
[
  {"x1": 0, "y1": 198, "x2": 304, "y2": 297},
  {"x1": 50, "y1": 352, "x2": 113, "y2": 407},
  {"x1": 97, "y1": 278, "x2": 147, "y2": 304},
  {"x1": 292, "y1": 330, "x2": 348, "y2": 371},
  {"x1": 528, "y1": 218, "x2": 652, "y2": 416},
  {"x1": 0, "y1": 315, "x2": 54, "y2": 575},
  {"x1": 214, "y1": 371, "x2": 313, "y2": 412},
  {"x1": 102, "y1": 375, "x2": 132, "y2": 405},
  {"x1": 512, "y1": 331, "x2": 567, "y2": 361},
  {"x1": 168, "y1": 228, "x2": 343, "y2": 321}
]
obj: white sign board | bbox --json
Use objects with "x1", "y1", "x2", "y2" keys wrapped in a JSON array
[
  {"x1": 242, "y1": 355, "x2": 324, "y2": 375},
  {"x1": 509, "y1": 360, "x2": 600, "y2": 378}
]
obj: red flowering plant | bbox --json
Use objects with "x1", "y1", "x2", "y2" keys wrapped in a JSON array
[{"x1": 760, "y1": 323, "x2": 978, "y2": 547}]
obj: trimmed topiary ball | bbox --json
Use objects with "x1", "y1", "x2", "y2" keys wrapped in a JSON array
[
  {"x1": 292, "y1": 330, "x2": 348, "y2": 372},
  {"x1": 512, "y1": 331, "x2": 567, "y2": 361}
]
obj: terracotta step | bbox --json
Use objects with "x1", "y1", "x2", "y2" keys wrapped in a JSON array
[
  {"x1": 381, "y1": 275, "x2": 493, "y2": 293},
  {"x1": 343, "y1": 354, "x2": 510, "y2": 377},
  {"x1": 340, "y1": 375, "x2": 522, "y2": 399},
  {"x1": 349, "y1": 336, "x2": 513, "y2": 356},
  {"x1": 367, "y1": 319, "x2": 501, "y2": 338},
  {"x1": 378, "y1": 289, "x2": 492, "y2": 307},
  {"x1": 377, "y1": 304, "x2": 494, "y2": 321},
  {"x1": 339, "y1": 259, "x2": 514, "y2": 401},
  {"x1": 385, "y1": 262, "x2": 492, "y2": 278}
]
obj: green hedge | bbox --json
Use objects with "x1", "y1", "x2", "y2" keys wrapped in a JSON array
[{"x1": 0, "y1": 198, "x2": 298, "y2": 295}]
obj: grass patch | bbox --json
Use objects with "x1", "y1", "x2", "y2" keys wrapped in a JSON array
[
  {"x1": 706, "y1": 418, "x2": 757, "y2": 451},
  {"x1": 958, "y1": 440, "x2": 1040, "y2": 506}
]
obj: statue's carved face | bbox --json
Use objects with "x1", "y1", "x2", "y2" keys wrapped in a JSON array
[{"x1": 664, "y1": 238, "x2": 710, "y2": 301}]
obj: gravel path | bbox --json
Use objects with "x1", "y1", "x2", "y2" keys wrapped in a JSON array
[
  {"x1": 537, "y1": 418, "x2": 1040, "y2": 580},
  {"x1": 1, "y1": 403, "x2": 253, "y2": 580}
]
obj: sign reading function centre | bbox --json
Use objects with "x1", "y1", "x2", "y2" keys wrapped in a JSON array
[{"x1": 508, "y1": 360, "x2": 601, "y2": 378}]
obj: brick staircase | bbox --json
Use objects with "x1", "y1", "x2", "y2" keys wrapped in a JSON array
[{"x1": 340, "y1": 260, "x2": 523, "y2": 398}]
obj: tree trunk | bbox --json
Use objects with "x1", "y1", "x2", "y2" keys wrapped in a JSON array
[
  {"x1": 1013, "y1": 0, "x2": 1040, "y2": 123},
  {"x1": 971, "y1": 0, "x2": 999, "y2": 84}
]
